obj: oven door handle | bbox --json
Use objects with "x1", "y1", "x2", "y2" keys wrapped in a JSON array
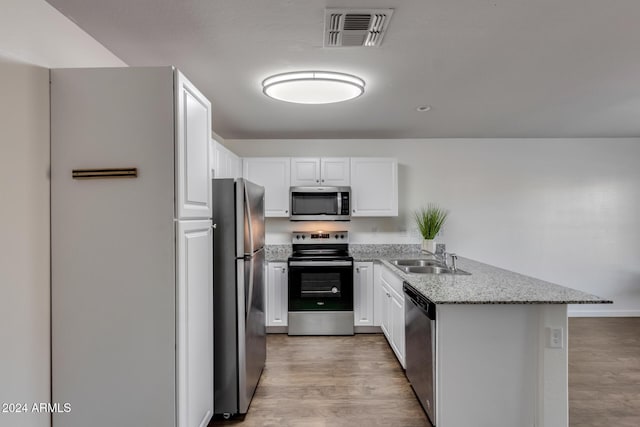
[{"x1": 289, "y1": 260, "x2": 353, "y2": 267}]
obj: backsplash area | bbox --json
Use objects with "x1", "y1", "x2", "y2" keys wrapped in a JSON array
[
  {"x1": 265, "y1": 244, "x2": 422, "y2": 262},
  {"x1": 264, "y1": 217, "x2": 421, "y2": 245}
]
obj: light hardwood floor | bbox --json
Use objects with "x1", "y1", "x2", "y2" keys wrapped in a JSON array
[
  {"x1": 212, "y1": 318, "x2": 640, "y2": 427},
  {"x1": 213, "y1": 334, "x2": 430, "y2": 427},
  {"x1": 568, "y1": 317, "x2": 640, "y2": 427}
]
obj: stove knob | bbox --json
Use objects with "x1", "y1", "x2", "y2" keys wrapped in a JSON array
[
  {"x1": 340, "y1": 234, "x2": 345, "y2": 239},
  {"x1": 331, "y1": 287, "x2": 339, "y2": 294},
  {"x1": 334, "y1": 234, "x2": 339, "y2": 239},
  {"x1": 296, "y1": 235, "x2": 300, "y2": 240},
  {"x1": 301, "y1": 235, "x2": 306, "y2": 239}
]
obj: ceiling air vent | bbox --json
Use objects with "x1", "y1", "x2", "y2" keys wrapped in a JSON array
[{"x1": 324, "y1": 8, "x2": 394, "y2": 47}]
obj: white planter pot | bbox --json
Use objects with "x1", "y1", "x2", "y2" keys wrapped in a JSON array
[{"x1": 421, "y1": 239, "x2": 436, "y2": 253}]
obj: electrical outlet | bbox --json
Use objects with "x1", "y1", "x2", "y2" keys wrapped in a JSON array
[{"x1": 547, "y1": 327, "x2": 563, "y2": 349}]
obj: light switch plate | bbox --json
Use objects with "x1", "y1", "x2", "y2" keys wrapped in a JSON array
[{"x1": 547, "y1": 327, "x2": 564, "y2": 349}]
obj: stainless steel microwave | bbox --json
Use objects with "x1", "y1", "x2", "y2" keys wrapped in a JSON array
[{"x1": 289, "y1": 186, "x2": 351, "y2": 221}]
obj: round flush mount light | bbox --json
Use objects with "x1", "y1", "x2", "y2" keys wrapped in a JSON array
[
  {"x1": 262, "y1": 71, "x2": 365, "y2": 104},
  {"x1": 416, "y1": 105, "x2": 432, "y2": 112}
]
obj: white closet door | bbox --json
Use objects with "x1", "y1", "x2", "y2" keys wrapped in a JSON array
[
  {"x1": 175, "y1": 71, "x2": 212, "y2": 219},
  {"x1": 176, "y1": 220, "x2": 214, "y2": 427}
]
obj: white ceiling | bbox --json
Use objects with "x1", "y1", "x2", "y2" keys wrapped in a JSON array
[{"x1": 45, "y1": 0, "x2": 640, "y2": 139}]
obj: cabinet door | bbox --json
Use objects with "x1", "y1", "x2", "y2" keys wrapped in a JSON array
[
  {"x1": 212, "y1": 141, "x2": 225, "y2": 178},
  {"x1": 350, "y1": 158, "x2": 398, "y2": 217},
  {"x1": 175, "y1": 71, "x2": 212, "y2": 219},
  {"x1": 379, "y1": 280, "x2": 392, "y2": 340},
  {"x1": 390, "y1": 288, "x2": 405, "y2": 368},
  {"x1": 243, "y1": 158, "x2": 291, "y2": 217},
  {"x1": 176, "y1": 220, "x2": 214, "y2": 427},
  {"x1": 210, "y1": 139, "x2": 218, "y2": 177},
  {"x1": 354, "y1": 262, "x2": 374, "y2": 326},
  {"x1": 266, "y1": 262, "x2": 288, "y2": 327},
  {"x1": 291, "y1": 158, "x2": 321, "y2": 186},
  {"x1": 231, "y1": 151, "x2": 243, "y2": 179},
  {"x1": 321, "y1": 157, "x2": 350, "y2": 186}
]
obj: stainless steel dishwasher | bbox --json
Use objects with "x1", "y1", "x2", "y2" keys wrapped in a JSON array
[{"x1": 404, "y1": 282, "x2": 436, "y2": 426}]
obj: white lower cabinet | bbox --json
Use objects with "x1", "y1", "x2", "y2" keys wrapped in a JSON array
[
  {"x1": 266, "y1": 262, "x2": 288, "y2": 327},
  {"x1": 353, "y1": 262, "x2": 374, "y2": 326},
  {"x1": 389, "y1": 287, "x2": 405, "y2": 365},
  {"x1": 375, "y1": 264, "x2": 405, "y2": 368}
]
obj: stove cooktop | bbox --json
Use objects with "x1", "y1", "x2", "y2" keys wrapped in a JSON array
[{"x1": 290, "y1": 231, "x2": 351, "y2": 260}]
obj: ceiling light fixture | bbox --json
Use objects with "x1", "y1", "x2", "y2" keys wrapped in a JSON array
[
  {"x1": 262, "y1": 71, "x2": 365, "y2": 104},
  {"x1": 416, "y1": 105, "x2": 432, "y2": 112}
]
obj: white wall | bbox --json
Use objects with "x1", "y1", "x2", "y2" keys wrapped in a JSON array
[
  {"x1": 229, "y1": 138, "x2": 640, "y2": 317},
  {"x1": 0, "y1": 2, "x2": 125, "y2": 427},
  {"x1": 0, "y1": 0, "x2": 126, "y2": 68}
]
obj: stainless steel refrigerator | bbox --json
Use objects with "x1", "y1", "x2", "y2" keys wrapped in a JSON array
[{"x1": 212, "y1": 178, "x2": 266, "y2": 417}]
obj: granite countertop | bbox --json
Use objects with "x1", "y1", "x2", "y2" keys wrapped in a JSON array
[
  {"x1": 351, "y1": 245, "x2": 611, "y2": 305},
  {"x1": 265, "y1": 244, "x2": 612, "y2": 305},
  {"x1": 265, "y1": 244, "x2": 292, "y2": 262}
]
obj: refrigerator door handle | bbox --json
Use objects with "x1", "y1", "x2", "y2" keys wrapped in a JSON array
[
  {"x1": 245, "y1": 255, "x2": 254, "y2": 322},
  {"x1": 244, "y1": 183, "x2": 255, "y2": 255}
]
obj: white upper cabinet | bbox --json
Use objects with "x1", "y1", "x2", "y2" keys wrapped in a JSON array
[
  {"x1": 290, "y1": 158, "x2": 320, "y2": 186},
  {"x1": 243, "y1": 158, "x2": 291, "y2": 217},
  {"x1": 321, "y1": 157, "x2": 350, "y2": 186},
  {"x1": 211, "y1": 139, "x2": 242, "y2": 179},
  {"x1": 350, "y1": 158, "x2": 398, "y2": 217},
  {"x1": 291, "y1": 157, "x2": 350, "y2": 186},
  {"x1": 175, "y1": 71, "x2": 212, "y2": 219}
]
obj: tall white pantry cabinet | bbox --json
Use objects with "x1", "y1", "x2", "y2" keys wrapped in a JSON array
[{"x1": 51, "y1": 67, "x2": 214, "y2": 427}]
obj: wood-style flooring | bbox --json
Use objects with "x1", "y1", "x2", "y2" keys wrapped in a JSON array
[
  {"x1": 568, "y1": 317, "x2": 640, "y2": 427},
  {"x1": 213, "y1": 318, "x2": 640, "y2": 427},
  {"x1": 213, "y1": 334, "x2": 429, "y2": 427}
]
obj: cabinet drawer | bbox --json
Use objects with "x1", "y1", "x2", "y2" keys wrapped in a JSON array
[{"x1": 380, "y1": 264, "x2": 404, "y2": 295}]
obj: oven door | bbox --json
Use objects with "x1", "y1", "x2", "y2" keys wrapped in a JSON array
[{"x1": 288, "y1": 260, "x2": 354, "y2": 311}]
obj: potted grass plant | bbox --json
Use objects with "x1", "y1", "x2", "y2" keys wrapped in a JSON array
[{"x1": 415, "y1": 204, "x2": 449, "y2": 253}]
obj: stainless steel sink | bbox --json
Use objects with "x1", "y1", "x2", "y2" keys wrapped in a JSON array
[
  {"x1": 390, "y1": 259, "x2": 443, "y2": 267},
  {"x1": 389, "y1": 259, "x2": 471, "y2": 275}
]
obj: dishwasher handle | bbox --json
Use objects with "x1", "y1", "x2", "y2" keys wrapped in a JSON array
[{"x1": 403, "y1": 282, "x2": 436, "y2": 320}]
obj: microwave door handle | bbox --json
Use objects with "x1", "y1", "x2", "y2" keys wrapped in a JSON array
[{"x1": 337, "y1": 192, "x2": 342, "y2": 214}]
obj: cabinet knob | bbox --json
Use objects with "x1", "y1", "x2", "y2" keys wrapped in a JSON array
[
  {"x1": 353, "y1": 209, "x2": 356, "y2": 213},
  {"x1": 316, "y1": 180, "x2": 320, "y2": 183},
  {"x1": 356, "y1": 267, "x2": 360, "y2": 273},
  {"x1": 281, "y1": 267, "x2": 286, "y2": 273},
  {"x1": 321, "y1": 179, "x2": 325, "y2": 183},
  {"x1": 285, "y1": 210, "x2": 288, "y2": 214}
]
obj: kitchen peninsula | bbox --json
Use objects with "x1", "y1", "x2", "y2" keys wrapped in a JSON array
[{"x1": 265, "y1": 244, "x2": 611, "y2": 427}]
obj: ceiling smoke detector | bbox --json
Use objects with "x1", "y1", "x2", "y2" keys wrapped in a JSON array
[{"x1": 324, "y1": 8, "x2": 394, "y2": 47}]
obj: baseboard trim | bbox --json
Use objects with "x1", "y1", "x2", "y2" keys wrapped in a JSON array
[
  {"x1": 354, "y1": 326, "x2": 382, "y2": 333},
  {"x1": 266, "y1": 326, "x2": 288, "y2": 334},
  {"x1": 268, "y1": 325, "x2": 384, "y2": 333},
  {"x1": 568, "y1": 309, "x2": 640, "y2": 317}
]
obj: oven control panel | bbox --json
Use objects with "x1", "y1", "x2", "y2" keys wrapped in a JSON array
[{"x1": 292, "y1": 231, "x2": 349, "y2": 243}]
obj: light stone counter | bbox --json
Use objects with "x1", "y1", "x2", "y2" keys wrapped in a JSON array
[
  {"x1": 349, "y1": 244, "x2": 611, "y2": 305},
  {"x1": 265, "y1": 244, "x2": 291, "y2": 262}
]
